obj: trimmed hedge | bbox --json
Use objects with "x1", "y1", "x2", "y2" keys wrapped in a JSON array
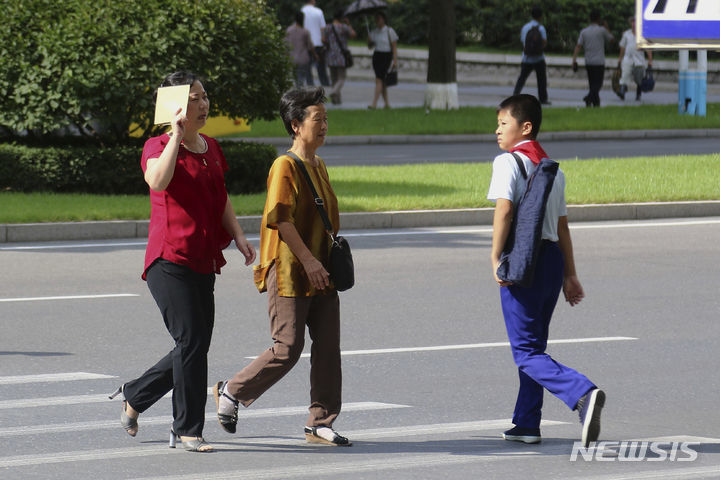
[{"x1": 0, "y1": 141, "x2": 276, "y2": 195}]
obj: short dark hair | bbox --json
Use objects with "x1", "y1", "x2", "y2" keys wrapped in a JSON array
[
  {"x1": 376, "y1": 11, "x2": 387, "y2": 23},
  {"x1": 160, "y1": 71, "x2": 200, "y2": 89},
  {"x1": 279, "y1": 87, "x2": 326, "y2": 137},
  {"x1": 295, "y1": 10, "x2": 304, "y2": 27},
  {"x1": 531, "y1": 6, "x2": 542, "y2": 19},
  {"x1": 590, "y1": 10, "x2": 601, "y2": 22},
  {"x1": 497, "y1": 94, "x2": 542, "y2": 139},
  {"x1": 333, "y1": 9, "x2": 344, "y2": 21},
  {"x1": 155, "y1": 71, "x2": 201, "y2": 104}
]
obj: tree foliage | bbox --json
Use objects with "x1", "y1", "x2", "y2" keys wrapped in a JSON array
[
  {"x1": 266, "y1": 0, "x2": 634, "y2": 51},
  {"x1": 0, "y1": 0, "x2": 292, "y2": 145}
]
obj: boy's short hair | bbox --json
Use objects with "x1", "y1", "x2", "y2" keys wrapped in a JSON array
[
  {"x1": 531, "y1": 6, "x2": 542, "y2": 19},
  {"x1": 497, "y1": 94, "x2": 542, "y2": 139}
]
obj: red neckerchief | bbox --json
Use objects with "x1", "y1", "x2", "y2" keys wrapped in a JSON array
[{"x1": 510, "y1": 140, "x2": 548, "y2": 165}]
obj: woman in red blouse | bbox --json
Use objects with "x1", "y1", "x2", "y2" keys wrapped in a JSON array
[{"x1": 110, "y1": 71, "x2": 256, "y2": 452}]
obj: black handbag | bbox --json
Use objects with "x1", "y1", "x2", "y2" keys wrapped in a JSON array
[
  {"x1": 331, "y1": 25, "x2": 353, "y2": 68},
  {"x1": 641, "y1": 66, "x2": 655, "y2": 92},
  {"x1": 384, "y1": 66, "x2": 398, "y2": 87},
  {"x1": 287, "y1": 152, "x2": 354, "y2": 292}
]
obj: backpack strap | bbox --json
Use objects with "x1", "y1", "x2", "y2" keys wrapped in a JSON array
[{"x1": 509, "y1": 152, "x2": 528, "y2": 180}]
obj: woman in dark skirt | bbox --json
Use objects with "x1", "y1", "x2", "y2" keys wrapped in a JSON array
[{"x1": 367, "y1": 12, "x2": 398, "y2": 109}]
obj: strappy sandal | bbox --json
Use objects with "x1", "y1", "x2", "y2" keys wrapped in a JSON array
[
  {"x1": 304, "y1": 426, "x2": 352, "y2": 446},
  {"x1": 109, "y1": 385, "x2": 138, "y2": 437},
  {"x1": 169, "y1": 430, "x2": 214, "y2": 452},
  {"x1": 212, "y1": 380, "x2": 239, "y2": 434}
]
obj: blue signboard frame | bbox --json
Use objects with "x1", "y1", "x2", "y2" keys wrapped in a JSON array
[{"x1": 637, "y1": 0, "x2": 720, "y2": 49}]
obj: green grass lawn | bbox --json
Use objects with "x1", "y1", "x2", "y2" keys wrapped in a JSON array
[
  {"x1": 1, "y1": 154, "x2": 718, "y2": 224},
  {"x1": 224, "y1": 104, "x2": 720, "y2": 138}
]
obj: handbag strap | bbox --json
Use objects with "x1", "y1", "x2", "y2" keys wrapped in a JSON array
[
  {"x1": 331, "y1": 24, "x2": 343, "y2": 50},
  {"x1": 286, "y1": 151, "x2": 336, "y2": 238}
]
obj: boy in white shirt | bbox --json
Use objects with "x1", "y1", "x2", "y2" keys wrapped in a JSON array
[{"x1": 487, "y1": 94, "x2": 605, "y2": 447}]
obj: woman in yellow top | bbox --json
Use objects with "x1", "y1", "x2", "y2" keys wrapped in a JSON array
[{"x1": 213, "y1": 87, "x2": 350, "y2": 446}]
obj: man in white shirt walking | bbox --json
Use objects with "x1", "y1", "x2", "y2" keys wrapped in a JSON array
[{"x1": 302, "y1": 0, "x2": 330, "y2": 87}]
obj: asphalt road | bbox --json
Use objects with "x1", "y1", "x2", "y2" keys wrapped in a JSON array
[
  {"x1": 294, "y1": 137, "x2": 720, "y2": 166},
  {"x1": 2, "y1": 218, "x2": 720, "y2": 479}
]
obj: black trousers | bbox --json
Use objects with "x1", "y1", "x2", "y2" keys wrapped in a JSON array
[
  {"x1": 123, "y1": 259, "x2": 216, "y2": 436},
  {"x1": 585, "y1": 65, "x2": 605, "y2": 107},
  {"x1": 513, "y1": 61, "x2": 548, "y2": 103}
]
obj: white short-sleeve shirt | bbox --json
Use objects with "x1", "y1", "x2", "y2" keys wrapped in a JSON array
[
  {"x1": 369, "y1": 26, "x2": 399, "y2": 53},
  {"x1": 487, "y1": 149, "x2": 567, "y2": 242},
  {"x1": 301, "y1": 4, "x2": 327, "y2": 47}
]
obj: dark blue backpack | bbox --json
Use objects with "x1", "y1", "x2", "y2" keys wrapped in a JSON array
[{"x1": 496, "y1": 153, "x2": 559, "y2": 287}]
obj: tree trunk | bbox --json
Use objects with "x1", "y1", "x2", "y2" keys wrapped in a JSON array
[{"x1": 425, "y1": 0, "x2": 458, "y2": 110}]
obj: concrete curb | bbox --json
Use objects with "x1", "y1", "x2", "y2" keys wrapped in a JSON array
[
  {"x1": 231, "y1": 129, "x2": 720, "y2": 147},
  {"x1": 2, "y1": 201, "x2": 719, "y2": 243}
]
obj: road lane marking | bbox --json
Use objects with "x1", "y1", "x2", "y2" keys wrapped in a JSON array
[
  {"x1": 0, "y1": 402, "x2": 408, "y2": 437},
  {"x1": 0, "y1": 241, "x2": 148, "y2": 251},
  {"x1": 0, "y1": 419, "x2": 566, "y2": 468},
  {"x1": 129, "y1": 453, "x2": 522, "y2": 480},
  {"x1": 0, "y1": 372, "x2": 116, "y2": 385},
  {"x1": 0, "y1": 294, "x2": 139, "y2": 302},
  {"x1": 246, "y1": 336, "x2": 638, "y2": 359},
  {"x1": 2, "y1": 219, "x2": 718, "y2": 251}
]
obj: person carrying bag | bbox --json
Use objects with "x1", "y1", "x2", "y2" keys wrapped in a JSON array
[{"x1": 288, "y1": 151, "x2": 354, "y2": 291}]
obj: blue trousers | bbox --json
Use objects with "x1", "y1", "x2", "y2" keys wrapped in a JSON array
[{"x1": 500, "y1": 241, "x2": 595, "y2": 429}]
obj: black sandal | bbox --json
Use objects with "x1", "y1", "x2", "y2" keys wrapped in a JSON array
[
  {"x1": 304, "y1": 426, "x2": 352, "y2": 446},
  {"x1": 212, "y1": 381, "x2": 239, "y2": 434}
]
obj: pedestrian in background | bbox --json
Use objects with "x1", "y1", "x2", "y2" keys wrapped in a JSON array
[
  {"x1": 323, "y1": 10, "x2": 356, "y2": 105},
  {"x1": 513, "y1": 5, "x2": 550, "y2": 105},
  {"x1": 110, "y1": 71, "x2": 256, "y2": 453},
  {"x1": 617, "y1": 16, "x2": 652, "y2": 102},
  {"x1": 367, "y1": 11, "x2": 398, "y2": 109},
  {"x1": 286, "y1": 11, "x2": 317, "y2": 87},
  {"x1": 572, "y1": 10, "x2": 614, "y2": 107},
  {"x1": 487, "y1": 93, "x2": 605, "y2": 448},
  {"x1": 213, "y1": 87, "x2": 351, "y2": 448},
  {"x1": 302, "y1": 0, "x2": 331, "y2": 87}
]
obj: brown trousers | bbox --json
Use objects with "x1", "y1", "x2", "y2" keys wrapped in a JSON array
[{"x1": 226, "y1": 265, "x2": 342, "y2": 427}]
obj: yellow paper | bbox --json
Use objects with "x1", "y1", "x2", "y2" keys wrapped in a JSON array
[{"x1": 153, "y1": 85, "x2": 190, "y2": 125}]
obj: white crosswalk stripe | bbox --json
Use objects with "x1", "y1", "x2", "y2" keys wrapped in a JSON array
[
  {"x1": 0, "y1": 419, "x2": 566, "y2": 468},
  {"x1": 0, "y1": 402, "x2": 409, "y2": 438},
  {"x1": 4, "y1": 369, "x2": 720, "y2": 479},
  {"x1": 0, "y1": 372, "x2": 116, "y2": 385}
]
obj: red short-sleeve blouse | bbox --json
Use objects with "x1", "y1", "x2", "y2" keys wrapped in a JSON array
[{"x1": 140, "y1": 133, "x2": 232, "y2": 279}]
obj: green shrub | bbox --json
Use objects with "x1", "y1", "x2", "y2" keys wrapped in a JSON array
[
  {"x1": 222, "y1": 141, "x2": 276, "y2": 195},
  {"x1": 0, "y1": 141, "x2": 275, "y2": 195},
  {"x1": 0, "y1": 0, "x2": 291, "y2": 145}
]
